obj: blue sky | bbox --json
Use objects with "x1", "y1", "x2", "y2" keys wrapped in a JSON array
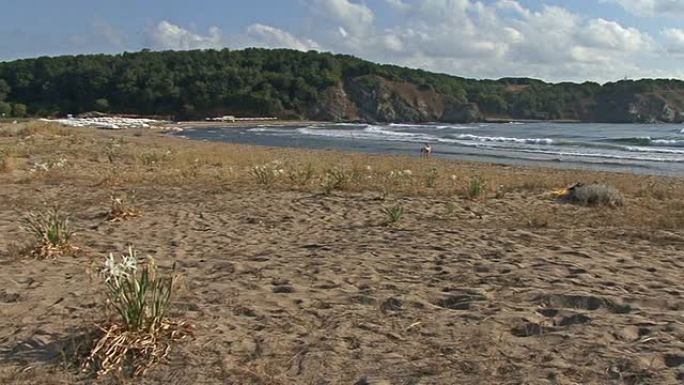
[{"x1": 1, "y1": 0, "x2": 684, "y2": 82}]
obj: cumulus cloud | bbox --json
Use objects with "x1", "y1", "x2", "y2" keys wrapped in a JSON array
[
  {"x1": 663, "y1": 28, "x2": 684, "y2": 53},
  {"x1": 301, "y1": 0, "x2": 657, "y2": 81},
  {"x1": 147, "y1": 21, "x2": 223, "y2": 50},
  {"x1": 576, "y1": 18, "x2": 652, "y2": 52},
  {"x1": 246, "y1": 24, "x2": 319, "y2": 51},
  {"x1": 146, "y1": 21, "x2": 318, "y2": 52},
  {"x1": 603, "y1": 0, "x2": 684, "y2": 16},
  {"x1": 140, "y1": 0, "x2": 678, "y2": 82},
  {"x1": 312, "y1": 0, "x2": 374, "y2": 37}
]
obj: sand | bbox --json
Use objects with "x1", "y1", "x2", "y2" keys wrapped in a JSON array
[{"x1": 0, "y1": 121, "x2": 682, "y2": 384}]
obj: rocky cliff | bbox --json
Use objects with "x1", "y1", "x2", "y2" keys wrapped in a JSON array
[
  {"x1": 308, "y1": 75, "x2": 683, "y2": 124},
  {"x1": 308, "y1": 75, "x2": 482, "y2": 123}
]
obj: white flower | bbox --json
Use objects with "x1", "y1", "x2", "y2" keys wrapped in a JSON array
[
  {"x1": 102, "y1": 249, "x2": 137, "y2": 283},
  {"x1": 365, "y1": 165, "x2": 372, "y2": 171},
  {"x1": 102, "y1": 253, "x2": 123, "y2": 282},
  {"x1": 450, "y1": 175, "x2": 458, "y2": 181},
  {"x1": 121, "y1": 253, "x2": 137, "y2": 273},
  {"x1": 402, "y1": 169, "x2": 412, "y2": 176}
]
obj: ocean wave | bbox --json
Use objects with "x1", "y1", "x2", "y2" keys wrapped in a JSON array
[
  {"x1": 450, "y1": 134, "x2": 554, "y2": 145},
  {"x1": 610, "y1": 137, "x2": 684, "y2": 147},
  {"x1": 296, "y1": 126, "x2": 438, "y2": 144},
  {"x1": 248, "y1": 127, "x2": 288, "y2": 133},
  {"x1": 625, "y1": 146, "x2": 684, "y2": 154},
  {"x1": 364, "y1": 125, "x2": 418, "y2": 137},
  {"x1": 651, "y1": 139, "x2": 684, "y2": 147},
  {"x1": 514, "y1": 148, "x2": 684, "y2": 163},
  {"x1": 388, "y1": 123, "x2": 470, "y2": 130}
]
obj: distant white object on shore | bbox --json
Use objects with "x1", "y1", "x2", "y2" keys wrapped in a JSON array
[
  {"x1": 206, "y1": 115, "x2": 236, "y2": 122},
  {"x1": 41, "y1": 116, "x2": 167, "y2": 130},
  {"x1": 205, "y1": 115, "x2": 278, "y2": 122}
]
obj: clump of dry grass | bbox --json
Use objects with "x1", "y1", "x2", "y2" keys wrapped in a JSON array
[
  {"x1": 287, "y1": 162, "x2": 315, "y2": 187},
  {"x1": 465, "y1": 175, "x2": 487, "y2": 199},
  {"x1": 21, "y1": 208, "x2": 76, "y2": 258},
  {"x1": 106, "y1": 195, "x2": 141, "y2": 221},
  {"x1": 137, "y1": 149, "x2": 174, "y2": 167},
  {"x1": 424, "y1": 167, "x2": 438, "y2": 188},
  {"x1": 0, "y1": 150, "x2": 13, "y2": 172},
  {"x1": 250, "y1": 161, "x2": 285, "y2": 185},
  {"x1": 83, "y1": 248, "x2": 190, "y2": 377},
  {"x1": 321, "y1": 167, "x2": 350, "y2": 194},
  {"x1": 566, "y1": 184, "x2": 624, "y2": 207}
]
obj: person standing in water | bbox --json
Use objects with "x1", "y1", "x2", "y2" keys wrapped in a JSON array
[{"x1": 420, "y1": 143, "x2": 432, "y2": 157}]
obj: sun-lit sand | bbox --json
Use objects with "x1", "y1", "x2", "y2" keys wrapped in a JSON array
[{"x1": 0, "y1": 121, "x2": 683, "y2": 384}]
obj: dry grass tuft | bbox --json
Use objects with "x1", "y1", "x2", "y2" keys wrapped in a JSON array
[
  {"x1": 84, "y1": 320, "x2": 190, "y2": 377},
  {"x1": 465, "y1": 175, "x2": 487, "y2": 200},
  {"x1": 566, "y1": 184, "x2": 624, "y2": 207},
  {"x1": 321, "y1": 167, "x2": 350, "y2": 194},
  {"x1": 106, "y1": 195, "x2": 141, "y2": 221},
  {"x1": 0, "y1": 150, "x2": 13, "y2": 172},
  {"x1": 21, "y1": 208, "x2": 76, "y2": 258},
  {"x1": 82, "y1": 248, "x2": 191, "y2": 376}
]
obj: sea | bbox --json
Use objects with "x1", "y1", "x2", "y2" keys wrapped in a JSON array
[{"x1": 173, "y1": 122, "x2": 684, "y2": 176}]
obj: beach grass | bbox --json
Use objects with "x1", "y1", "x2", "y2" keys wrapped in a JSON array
[{"x1": 2, "y1": 121, "x2": 683, "y2": 232}]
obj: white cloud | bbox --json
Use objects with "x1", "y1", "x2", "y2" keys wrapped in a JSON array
[
  {"x1": 301, "y1": 1, "x2": 657, "y2": 81},
  {"x1": 312, "y1": 0, "x2": 374, "y2": 36},
  {"x1": 142, "y1": 1, "x2": 677, "y2": 83},
  {"x1": 576, "y1": 18, "x2": 652, "y2": 52},
  {"x1": 247, "y1": 24, "x2": 318, "y2": 51},
  {"x1": 603, "y1": 0, "x2": 684, "y2": 16},
  {"x1": 147, "y1": 21, "x2": 223, "y2": 50},
  {"x1": 663, "y1": 28, "x2": 684, "y2": 53},
  {"x1": 146, "y1": 21, "x2": 318, "y2": 52}
]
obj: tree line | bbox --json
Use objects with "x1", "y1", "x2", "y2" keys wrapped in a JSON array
[{"x1": 0, "y1": 48, "x2": 682, "y2": 121}]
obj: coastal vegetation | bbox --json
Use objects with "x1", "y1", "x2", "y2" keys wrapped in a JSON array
[{"x1": 1, "y1": 49, "x2": 683, "y2": 123}]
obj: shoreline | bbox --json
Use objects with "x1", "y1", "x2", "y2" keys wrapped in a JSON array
[{"x1": 164, "y1": 121, "x2": 684, "y2": 178}]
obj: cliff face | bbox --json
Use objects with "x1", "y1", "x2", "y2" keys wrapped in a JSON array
[
  {"x1": 308, "y1": 75, "x2": 483, "y2": 123},
  {"x1": 307, "y1": 76, "x2": 683, "y2": 124},
  {"x1": 591, "y1": 92, "x2": 684, "y2": 123}
]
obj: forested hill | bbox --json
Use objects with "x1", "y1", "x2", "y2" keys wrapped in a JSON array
[{"x1": 1, "y1": 48, "x2": 683, "y2": 123}]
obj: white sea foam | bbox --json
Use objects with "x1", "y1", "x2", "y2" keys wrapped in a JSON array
[
  {"x1": 514, "y1": 148, "x2": 684, "y2": 163},
  {"x1": 452, "y1": 134, "x2": 554, "y2": 145},
  {"x1": 651, "y1": 139, "x2": 684, "y2": 147},
  {"x1": 626, "y1": 146, "x2": 684, "y2": 154}
]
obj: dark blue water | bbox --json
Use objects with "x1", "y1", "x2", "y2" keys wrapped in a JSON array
[{"x1": 173, "y1": 122, "x2": 684, "y2": 176}]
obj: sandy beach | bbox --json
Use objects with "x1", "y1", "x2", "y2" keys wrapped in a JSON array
[{"x1": 0, "y1": 121, "x2": 682, "y2": 384}]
